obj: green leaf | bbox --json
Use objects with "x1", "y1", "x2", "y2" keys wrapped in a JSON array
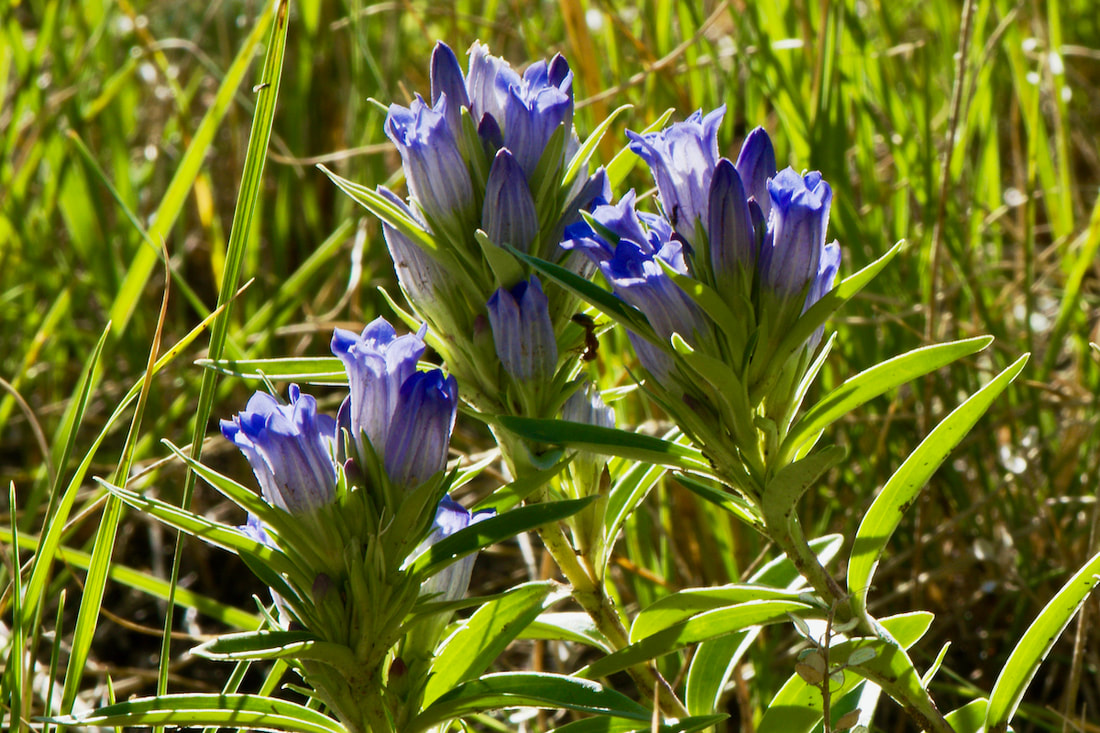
[
  {"x1": 162, "y1": 440, "x2": 275, "y2": 522},
  {"x1": 408, "y1": 498, "x2": 594, "y2": 578},
  {"x1": 672, "y1": 474, "x2": 764, "y2": 529},
  {"x1": 761, "y1": 446, "x2": 846, "y2": 530},
  {"x1": 192, "y1": 630, "x2": 356, "y2": 669},
  {"x1": 985, "y1": 548, "x2": 1100, "y2": 732},
  {"x1": 412, "y1": 673, "x2": 652, "y2": 730},
  {"x1": 197, "y1": 356, "x2": 346, "y2": 383},
  {"x1": 563, "y1": 104, "x2": 632, "y2": 186},
  {"x1": 605, "y1": 108, "x2": 675, "y2": 188},
  {"x1": 424, "y1": 582, "x2": 564, "y2": 705},
  {"x1": 580, "y1": 600, "x2": 811, "y2": 680},
  {"x1": 947, "y1": 698, "x2": 989, "y2": 733},
  {"x1": 756, "y1": 612, "x2": 932, "y2": 733},
  {"x1": 781, "y1": 336, "x2": 994, "y2": 463},
  {"x1": 507, "y1": 247, "x2": 659, "y2": 342},
  {"x1": 768, "y1": 242, "x2": 902, "y2": 382},
  {"x1": 473, "y1": 456, "x2": 572, "y2": 512},
  {"x1": 318, "y1": 164, "x2": 438, "y2": 253},
  {"x1": 474, "y1": 229, "x2": 527, "y2": 288},
  {"x1": 631, "y1": 585, "x2": 807, "y2": 643},
  {"x1": 521, "y1": 612, "x2": 610, "y2": 651},
  {"x1": 46, "y1": 693, "x2": 344, "y2": 733},
  {"x1": 496, "y1": 416, "x2": 714, "y2": 476},
  {"x1": 847, "y1": 354, "x2": 1028, "y2": 618}
]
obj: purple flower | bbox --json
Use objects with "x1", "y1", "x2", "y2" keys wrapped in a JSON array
[
  {"x1": 627, "y1": 106, "x2": 725, "y2": 247},
  {"x1": 760, "y1": 168, "x2": 833, "y2": 299},
  {"x1": 221, "y1": 385, "x2": 337, "y2": 513},
  {"x1": 383, "y1": 370, "x2": 459, "y2": 488},
  {"x1": 734, "y1": 127, "x2": 777, "y2": 221},
  {"x1": 466, "y1": 42, "x2": 574, "y2": 179},
  {"x1": 708, "y1": 158, "x2": 757, "y2": 285},
  {"x1": 385, "y1": 96, "x2": 475, "y2": 228},
  {"x1": 483, "y1": 148, "x2": 539, "y2": 252},
  {"x1": 331, "y1": 318, "x2": 428, "y2": 463},
  {"x1": 418, "y1": 494, "x2": 495, "y2": 602},
  {"x1": 486, "y1": 277, "x2": 558, "y2": 383}
]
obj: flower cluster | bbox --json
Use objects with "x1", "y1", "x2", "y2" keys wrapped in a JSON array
[
  {"x1": 377, "y1": 41, "x2": 611, "y2": 423},
  {"x1": 221, "y1": 316, "x2": 487, "y2": 639},
  {"x1": 565, "y1": 106, "x2": 841, "y2": 484}
]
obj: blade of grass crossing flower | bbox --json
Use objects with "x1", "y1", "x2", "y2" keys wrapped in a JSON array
[
  {"x1": 197, "y1": 356, "x2": 347, "y2": 382},
  {"x1": 47, "y1": 694, "x2": 345, "y2": 733},
  {"x1": 408, "y1": 498, "x2": 594, "y2": 578},
  {"x1": 164, "y1": 0, "x2": 291, "y2": 703},
  {"x1": 423, "y1": 582, "x2": 563, "y2": 705},
  {"x1": 985, "y1": 548, "x2": 1100, "y2": 732},
  {"x1": 562, "y1": 104, "x2": 631, "y2": 186},
  {"x1": 780, "y1": 336, "x2": 994, "y2": 464},
  {"x1": 847, "y1": 354, "x2": 1029, "y2": 620}
]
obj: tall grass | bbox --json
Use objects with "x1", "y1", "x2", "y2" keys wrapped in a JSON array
[{"x1": 2, "y1": 0, "x2": 1098, "y2": 729}]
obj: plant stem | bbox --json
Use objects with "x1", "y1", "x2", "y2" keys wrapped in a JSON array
[{"x1": 537, "y1": 520, "x2": 689, "y2": 717}]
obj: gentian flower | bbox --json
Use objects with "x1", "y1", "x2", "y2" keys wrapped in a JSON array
[
  {"x1": 483, "y1": 148, "x2": 539, "y2": 252},
  {"x1": 759, "y1": 168, "x2": 833, "y2": 299},
  {"x1": 220, "y1": 385, "x2": 337, "y2": 513},
  {"x1": 417, "y1": 494, "x2": 495, "y2": 602},
  {"x1": 626, "y1": 106, "x2": 725, "y2": 248},
  {"x1": 383, "y1": 369, "x2": 459, "y2": 489},
  {"x1": 331, "y1": 317, "x2": 458, "y2": 489},
  {"x1": 486, "y1": 277, "x2": 557, "y2": 384},
  {"x1": 384, "y1": 96, "x2": 475, "y2": 231},
  {"x1": 331, "y1": 318, "x2": 427, "y2": 463}
]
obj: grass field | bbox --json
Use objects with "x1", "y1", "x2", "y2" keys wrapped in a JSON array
[{"x1": 3, "y1": 0, "x2": 1099, "y2": 730}]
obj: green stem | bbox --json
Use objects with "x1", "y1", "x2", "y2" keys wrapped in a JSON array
[{"x1": 770, "y1": 513, "x2": 956, "y2": 733}]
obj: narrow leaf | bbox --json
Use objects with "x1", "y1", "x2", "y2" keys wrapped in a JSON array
[{"x1": 848, "y1": 355, "x2": 1028, "y2": 618}]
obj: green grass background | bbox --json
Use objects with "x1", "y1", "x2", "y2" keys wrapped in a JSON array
[{"x1": 2, "y1": 0, "x2": 1099, "y2": 729}]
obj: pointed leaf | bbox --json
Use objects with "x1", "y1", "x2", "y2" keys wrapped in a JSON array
[
  {"x1": 46, "y1": 693, "x2": 344, "y2": 732},
  {"x1": 193, "y1": 630, "x2": 356, "y2": 669},
  {"x1": 497, "y1": 416, "x2": 714, "y2": 475},
  {"x1": 848, "y1": 355, "x2": 1028, "y2": 618},
  {"x1": 986, "y1": 548, "x2": 1100, "y2": 732},
  {"x1": 781, "y1": 336, "x2": 994, "y2": 463},
  {"x1": 408, "y1": 498, "x2": 594, "y2": 578},
  {"x1": 424, "y1": 582, "x2": 564, "y2": 705},
  {"x1": 413, "y1": 673, "x2": 651, "y2": 729}
]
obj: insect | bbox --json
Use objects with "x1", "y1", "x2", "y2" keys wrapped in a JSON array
[{"x1": 571, "y1": 313, "x2": 600, "y2": 362}]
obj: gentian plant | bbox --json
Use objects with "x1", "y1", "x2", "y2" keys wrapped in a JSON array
[{"x1": 55, "y1": 34, "x2": 1100, "y2": 733}]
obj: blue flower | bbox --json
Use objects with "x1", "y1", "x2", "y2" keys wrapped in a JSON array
[
  {"x1": 418, "y1": 494, "x2": 495, "y2": 602},
  {"x1": 383, "y1": 370, "x2": 459, "y2": 489},
  {"x1": 707, "y1": 158, "x2": 757, "y2": 286},
  {"x1": 486, "y1": 277, "x2": 558, "y2": 384},
  {"x1": 760, "y1": 168, "x2": 833, "y2": 299},
  {"x1": 466, "y1": 42, "x2": 574, "y2": 179},
  {"x1": 734, "y1": 127, "x2": 777, "y2": 221},
  {"x1": 626, "y1": 106, "x2": 725, "y2": 248},
  {"x1": 483, "y1": 148, "x2": 539, "y2": 252},
  {"x1": 331, "y1": 318, "x2": 428, "y2": 464},
  {"x1": 385, "y1": 95, "x2": 475, "y2": 229},
  {"x1": 221, "y1": 385, "x2": 338, "y2": 513}
]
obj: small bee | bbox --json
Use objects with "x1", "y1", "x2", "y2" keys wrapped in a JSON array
[{"x1": 571, "y1": 313, "x2": 599, "y2": 362}]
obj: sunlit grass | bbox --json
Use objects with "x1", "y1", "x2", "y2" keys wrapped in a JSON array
[{"x1": 2, "y1": 0, "x2": 1098, "y2": 730}]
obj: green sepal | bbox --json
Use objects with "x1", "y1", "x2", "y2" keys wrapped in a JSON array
[
  {"x1": 474, "y1": 228, "x2": 527, "y2": 289},
  {"x1": 193, "y1": 629, "x2": 356, "y2": 670},
  {"x1": 562, "y1": 104, "x2": 632, "y2": 188}
]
